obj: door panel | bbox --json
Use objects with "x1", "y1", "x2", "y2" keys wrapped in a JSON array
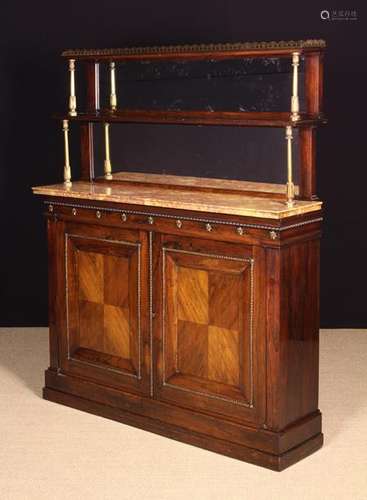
[
  {"x1": 60, "y1": 222, "x2": 150, "y2": 395},
  {"x1": 154, "y1": 234, "x2": 265, "y2": 424}
]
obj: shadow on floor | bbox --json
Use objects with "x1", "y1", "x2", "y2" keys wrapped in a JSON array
[{"x1": 0, "y1": 327, "x2": 49, "y2": 396}]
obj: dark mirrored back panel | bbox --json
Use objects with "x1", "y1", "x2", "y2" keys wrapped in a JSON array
[
  {"x1": 98, "y1": 57, "x2": 305, "y2": 112},
  {"x1": 92, "y1": 124, "x2": 299, "y2": 185}
]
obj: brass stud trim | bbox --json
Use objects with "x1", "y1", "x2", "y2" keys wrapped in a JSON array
[{"x1": 44, "y1": 202, "x2": 322, "y2": 232}]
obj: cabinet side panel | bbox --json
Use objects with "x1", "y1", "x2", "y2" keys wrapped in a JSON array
[
  {"x1": 266, "y1": 237, "x2": 320, "y2": 430},
  {"x1": 47, "y1": 217, "x2": 65, "y2": 371},
  {"x1": 280, "y1": 238, "x2": 320, "y2": 428},
  {"x1": 265, "y1": 248, "x2": 282, "y2": 430}
]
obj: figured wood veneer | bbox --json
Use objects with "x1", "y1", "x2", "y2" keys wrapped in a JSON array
[
  {"x1": 39, "y1": 198, "x2": 323, "y2": 470},
  {"x1": 61, "y1": 224, "x2": 151, "y2": 395},
  {"x1": 178, "y1": 321, "x2": 208, "y2": 378},
  {"x1": 103, "y1": 305, "x2": 130, "y2": 359},
  {"x1": 157, "y1": 237, "x2": 255, "y2": 422},
  {"x1": 78, "y1": 251, "x2": 103, "y2": 303},
  {"x1": 175, "y1": 266, "x2": 243, "y2": 387},
  {"x1": 177, "y1": 267, "x2": 209, "y2": 325},
  {"x1": 76, "y1": 249, "x2": 131, "y2": 360},
  {"x1": 208, "y1": 326, "x2": 240, "y2": 386}
]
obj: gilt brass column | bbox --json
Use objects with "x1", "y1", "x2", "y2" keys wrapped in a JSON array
[
  {"x1": 291, "y1": 52, "x2": 300, "y2": 122},
  {"x1": 68, "y1": 59, "x2": 77, "y2": 116},
  {"x1": 104, "y1": 123, "x2": 112, "y2": 180},
  {"x1": 110, "y1": 62, "x2": 117, "y2": 111},
  {"x1": 285, "y1": 125, "x2": 295, "y2": 207},
  {"x1": 63, "y1": 120, "x2": 72, "y2": 187}
]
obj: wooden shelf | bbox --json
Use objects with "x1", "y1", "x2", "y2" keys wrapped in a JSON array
[{"x1": 57, "y1": 110, "x2": 326, "y2": 127}]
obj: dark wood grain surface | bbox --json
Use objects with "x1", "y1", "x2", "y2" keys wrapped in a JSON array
[
  {"x1": 41, "y1": 196, "x2": 323, "y2": 470},
  {"x1": 57, "y1": 110, "x2": 326, "y2": 127}
]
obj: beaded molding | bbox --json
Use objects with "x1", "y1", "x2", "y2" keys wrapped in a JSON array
[
  {"x1": 62, "y1": 39, "x2": 326, "y2": 58},
  {"x1": 149, "y1": 231, "x2": 154, "y2": 397},
  {"x1": 45, "y1": 200, "x2": 323, "y2": 233}
]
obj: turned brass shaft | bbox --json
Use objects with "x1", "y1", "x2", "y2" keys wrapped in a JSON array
[
  {"x1": 110, "y1": 62, "x2": 117, "y2": 111},
  {"x1": 104, "y1": 123, "x2": 112, "y2": 180},
  {"x1": 285, "y1": 126, "x2": 295, "y2": 207},
  {"x1": 68, "y1": 59, "x2": 77, "y2": 116},
  {"x1": 291, "y1": 52, "x2": 300, "y2": 122},
  {"x1": 63, "y1": 120, "x2": 72, "y2": 187}
]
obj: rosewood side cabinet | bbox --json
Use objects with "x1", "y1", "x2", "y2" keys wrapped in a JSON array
[{"x1": 33, "y1": 40, "x2": 326, "y2": 471}]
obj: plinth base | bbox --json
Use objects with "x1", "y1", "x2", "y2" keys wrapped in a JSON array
[{"x1": 43, "y1": 371, "x2": 323, "y2": 472}]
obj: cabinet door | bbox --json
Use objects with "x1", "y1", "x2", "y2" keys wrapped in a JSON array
[
  {"x1": 60, "y1": 222, "x2": 150, "y2": 395},
  {"x1": 153, "y1": 234, "x2": 265, "y2": 424}
]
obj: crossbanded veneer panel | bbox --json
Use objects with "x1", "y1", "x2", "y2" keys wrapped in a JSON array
[
  {"x1": 103, "y1": 305, "x2": 130, "y2": 359},
  {"x1": 177, "y1": 267, "x2": 208, "y2": 325},
  {"x1": 75, "y1": 248, "x2": 134, "y2": 366}
]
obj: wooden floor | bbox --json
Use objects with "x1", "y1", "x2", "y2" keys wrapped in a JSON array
[{"x1": 0, "y1": 328, "x2": 366, "y2": 499}]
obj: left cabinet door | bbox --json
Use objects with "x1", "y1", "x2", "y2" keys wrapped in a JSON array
[{"x1": 54, "y1": 220, "x2": 151, "y2": 395}]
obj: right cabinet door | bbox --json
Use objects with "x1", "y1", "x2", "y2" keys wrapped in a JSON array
[{"x1": 154, "y1": 234, "x2": 265, "y2": 425}]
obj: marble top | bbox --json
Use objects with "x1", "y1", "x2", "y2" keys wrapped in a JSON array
[{"x1": 32, "y1": 180, "x2": 322, "y2": 220}]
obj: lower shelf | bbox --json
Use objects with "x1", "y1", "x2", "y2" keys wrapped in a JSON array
[{"x1": 43, "y1": 381, "x2": 323, "y2": 471}]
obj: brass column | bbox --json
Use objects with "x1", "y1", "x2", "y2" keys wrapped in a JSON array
[
  {"x1": 104, "y1": 123, "x2": 112, "y2": 180},
  {"x1": 291, "y1": 52, "x2": 300, "y2": 122},
  {"x1": 63, "y1": 120, "x2": 72, "y2": 187},
  {"x1": 110, "y1": 62, "x2": 117, "y2": 111},
  {"x1": 285, "y1": 125, "x2": 295, "y2": 207},
  {"x1": 68, "y1": 59, "x2": 77, "y2": 116}
]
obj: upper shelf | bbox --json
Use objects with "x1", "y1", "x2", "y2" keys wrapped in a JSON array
[
  {"x1": 57, "y1": 110, "x2": 326, "y2": 128},
  {"x1": 62, "y1": 39, "x2": 326, "y2": 61}
]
